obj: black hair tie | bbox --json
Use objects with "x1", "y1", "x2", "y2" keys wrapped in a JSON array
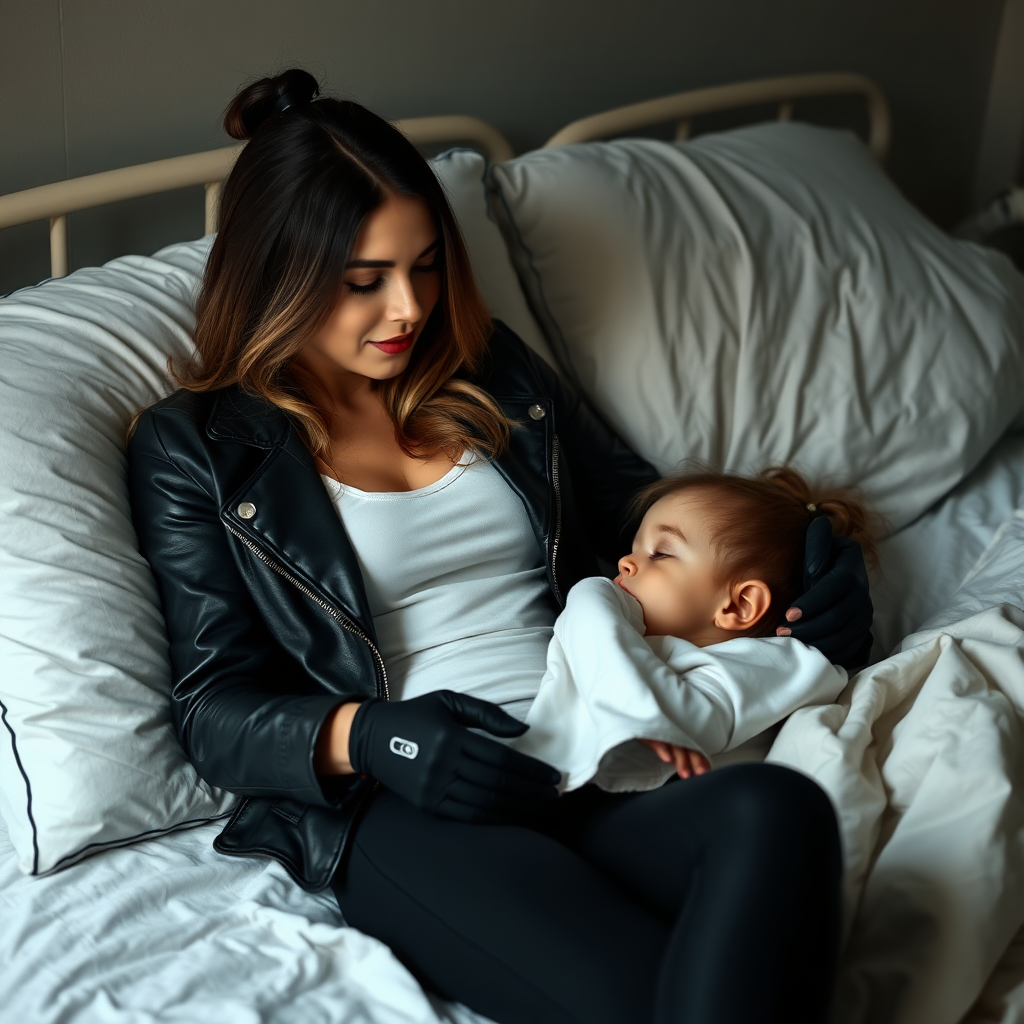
[
  {"x1": 268, "y1": 70, "x2": 319, "y2": 121},
  {"x1": 271, "y1": 91, "x2": 298, "y2": 116}
]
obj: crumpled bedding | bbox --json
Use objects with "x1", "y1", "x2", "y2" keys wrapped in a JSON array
[
  {"x1": 5, "y1": 515, "x2": 1024, "y2": 1024},
  {"x1": 769, "y1": 510, "x2": 1024, "y2": 1024},
  {"x1": 0, "y1": 811, "x2": 492, "y2": 1024}
]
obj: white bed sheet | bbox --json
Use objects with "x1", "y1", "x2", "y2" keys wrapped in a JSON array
[
  {"x1": 0, "y1": 812, "x2": 490, "y2": 1024},
  {"x1": 769, "y1": 507, "x2": 1024, "y2": 1024},
  {"x1": 4, "y1": 431, "x2": 1024, "y2": 1024},
  {"x1": 871, "y1": 428, "x2": 1024, "y2": 659}
]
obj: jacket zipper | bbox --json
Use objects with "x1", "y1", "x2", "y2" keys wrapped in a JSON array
[
  {"x1": 223, "y1": 521, "x2": 390, "y2": 701},
  {"x1": 550, "y1": 432, "x2": 564, "y2": 607}
]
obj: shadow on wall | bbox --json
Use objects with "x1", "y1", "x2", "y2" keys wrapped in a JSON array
[{"x1": 0, "y1": 0, "x2": 1009, "y2": 295}]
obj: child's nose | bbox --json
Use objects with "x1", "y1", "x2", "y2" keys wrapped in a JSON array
[{"x1": 618, "y1": 555, "x2": 637, "y2": 577}]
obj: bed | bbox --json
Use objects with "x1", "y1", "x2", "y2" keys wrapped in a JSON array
[{"x1": 3, "y1": 72, "x2": 1024, "y2": 1024}]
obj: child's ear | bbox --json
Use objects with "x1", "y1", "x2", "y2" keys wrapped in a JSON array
[{"x1": 714, "y1": 580, "x2": 772, "y2": 632}]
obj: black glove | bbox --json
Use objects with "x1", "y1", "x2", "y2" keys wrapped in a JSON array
[
  {"x1": 786, "y1": 516, "x2": 874, "y2": 671},
  {"x1": 348, "y1": 690, "x2": 560, "y2": 823}
]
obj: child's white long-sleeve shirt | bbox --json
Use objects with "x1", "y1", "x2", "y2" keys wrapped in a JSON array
[{"x1": 513, "y1": 576, "x2": 848, "y2": 792}]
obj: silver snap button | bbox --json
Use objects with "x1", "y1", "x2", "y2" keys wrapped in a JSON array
[
  {"x1": 237, "y1": 502, "x2": 256, "y2": 520},
  {"x1": 528, "y1": 404, "x2": 546, "y2": 421}
]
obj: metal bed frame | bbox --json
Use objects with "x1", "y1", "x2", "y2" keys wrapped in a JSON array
[{"x1": 0, "y1": 72, "x2": 889, "y2": 281}]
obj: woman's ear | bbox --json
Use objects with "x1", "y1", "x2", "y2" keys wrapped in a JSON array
[{"x1": 714, "y1": 580, "x2": 772, "y2": 632}]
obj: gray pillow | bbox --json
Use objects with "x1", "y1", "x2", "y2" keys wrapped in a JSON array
[{"x1": 490, "y1": 123, "x2": 1024, "y2": 534}]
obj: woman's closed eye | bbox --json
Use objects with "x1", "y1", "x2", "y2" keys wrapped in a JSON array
[
  {"x1": 346, "y1": 258, "x2": 438, "y2": 295},
  {"x1": 347, "y1": 277, "x2": 385, "y2": 295}
]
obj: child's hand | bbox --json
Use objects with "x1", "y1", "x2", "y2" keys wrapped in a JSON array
[{"x1": 638, "y1": 739, "x2": 711, "y2": 779}]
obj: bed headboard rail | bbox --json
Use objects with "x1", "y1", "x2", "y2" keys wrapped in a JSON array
[
  {"x1": 543, "y1": 72, "x2": 890, "y2": 162},
  {"x1": 0, "y1": 115, "x2": 514, "y2": 280}
]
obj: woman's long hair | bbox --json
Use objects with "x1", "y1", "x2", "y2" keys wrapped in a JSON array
[{"x1": 174, "y1": 68, "x2": 507, "y2": 462}]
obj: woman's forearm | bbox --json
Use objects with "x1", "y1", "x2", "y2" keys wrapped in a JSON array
[{"x1": 314, "y1": 701, "x2": 364, "y2": 775}]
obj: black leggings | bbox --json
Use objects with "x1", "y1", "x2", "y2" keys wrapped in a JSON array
[{"x1": 332, "y1": 762, "x2": 842, "y2": 1024}]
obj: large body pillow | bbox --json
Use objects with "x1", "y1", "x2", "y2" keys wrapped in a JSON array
[
  {"x1": 0, "y1": 240, "x2": 234, "y2": 875},
  {"x1": 490, "y1": 124, "x2": 1024, "y2": 533},
  {"x1": 0, "y1": 148, "x2": 544, "y2": 875}
]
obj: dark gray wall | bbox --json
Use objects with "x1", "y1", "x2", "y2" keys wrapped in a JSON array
[{"x1": 0, "y1": 0, "x2": 1007, "y2": 295}]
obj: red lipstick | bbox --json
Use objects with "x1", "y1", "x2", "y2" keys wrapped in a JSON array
[{"x1": 368, "y1": 331, "x2": 414, "y2": 355}]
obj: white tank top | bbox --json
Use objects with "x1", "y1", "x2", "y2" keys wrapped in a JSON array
[{"x1": 321, "y1": 454, "x2": 556, "y2": 720}]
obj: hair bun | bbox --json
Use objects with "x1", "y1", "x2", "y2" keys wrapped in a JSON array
[{"x1": 223, "y1": 68, "x2": 321, "y2": 141}]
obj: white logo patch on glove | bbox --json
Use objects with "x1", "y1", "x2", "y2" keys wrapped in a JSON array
[{"x1": 389, "y1": 736, "x2": 419, "y2": 759}]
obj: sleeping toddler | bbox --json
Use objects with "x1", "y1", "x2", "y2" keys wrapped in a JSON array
[{"x1": 513, "y1": 466, "x2": 876, "y2": 792}]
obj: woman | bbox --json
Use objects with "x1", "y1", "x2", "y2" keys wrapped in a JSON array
[{"x1": 129, "y1": 69, "x2": 871, "y2": 1024}]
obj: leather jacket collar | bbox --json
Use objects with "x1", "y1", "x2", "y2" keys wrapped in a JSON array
[{"x1": 208, "y1": 387, "x2": 379, "y2": 638}]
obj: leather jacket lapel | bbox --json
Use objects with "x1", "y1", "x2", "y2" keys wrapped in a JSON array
[
  {"x1": 490, "y1": 396, "x2": 553, "y2": 556},
  {"x1": 208, "y1": 389, "x2": 376, "y2": 637},
  {"x1": 203, "y1": 377, "x2": 560, "y2": 635}
]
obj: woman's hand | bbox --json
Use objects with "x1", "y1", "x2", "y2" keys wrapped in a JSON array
[
  {"x1": 639, "y1": 739, "x2": 710, "y2": 779},
  {"x1": 346, "y1": 690, "x2": 561, "y2": 823},
  {"x1": 777, "y1": 517, "x2": 873, "y2": 670}
]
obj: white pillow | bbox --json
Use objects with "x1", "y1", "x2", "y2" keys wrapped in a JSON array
[
  {"x1": 431, "y1": 148, "x2": 554, "y2": 366},
  {"x1": 490, "y1": 124, "x2": 1024, "y2": 534},
  {"x1": 0, "y1": 150, "x2": 547, "y2": 876},
  {"x1": 0, "y1": 239, "x2": 235, "y2": 875}
]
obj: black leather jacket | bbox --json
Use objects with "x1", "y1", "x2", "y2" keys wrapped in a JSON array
[{"x1": 128, "y1": 322, "x2": 658, "y2": 891}]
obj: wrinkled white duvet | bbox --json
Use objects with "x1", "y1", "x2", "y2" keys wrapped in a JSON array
[
  {"x1": 769, "y1": 510, "x2": 1024, "y2": 1024},
  {"x1": 0, "y1": 809, "x2": 490, "y2": 1024}
]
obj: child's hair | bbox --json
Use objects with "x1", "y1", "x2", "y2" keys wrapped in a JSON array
[{"x1": 630, "y1": 466, "x2": 880, "y2": 636}]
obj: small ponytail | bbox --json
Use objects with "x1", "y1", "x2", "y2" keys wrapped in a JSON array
[
  {"x1": 759, "y1": 467, "x2": 880, "y2": 568},
  {"x1": 223, "y1": 68, "x2": 320, "y2": 141}
]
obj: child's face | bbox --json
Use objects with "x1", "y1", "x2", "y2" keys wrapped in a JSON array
[{"x1": 614, "y1": 492, "x2": 729, "y2": 640}]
